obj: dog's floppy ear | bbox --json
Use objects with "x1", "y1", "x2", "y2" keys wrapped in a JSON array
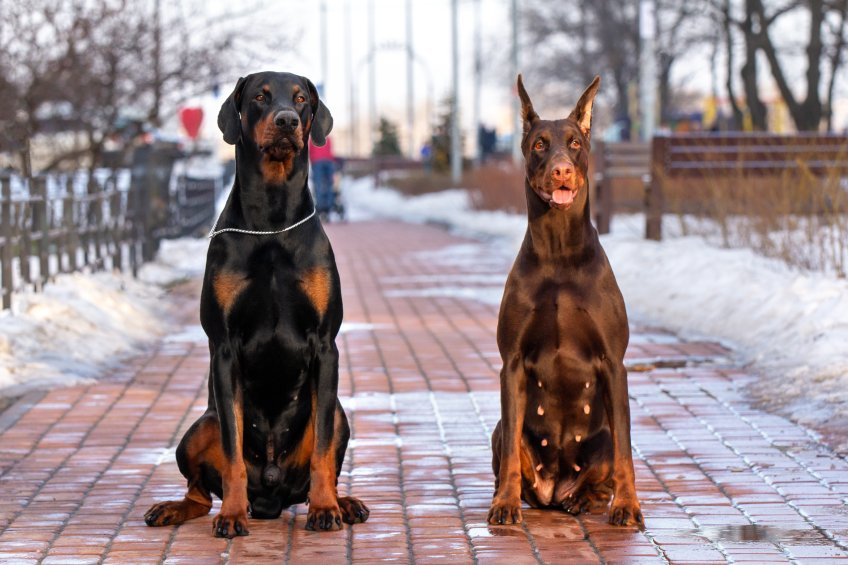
[
  {"x1": 303, "y1": 77, "x2": 334, "y2": 146},
  {"x1": 517, "y1": 74, "x2": 539, "y2": 137},
  {"x1": 217, "y1": 76, "x2": 248, "y2": 145},
  {"x1": 568, "y1": 76, "x2": 600, "y2": 138}
]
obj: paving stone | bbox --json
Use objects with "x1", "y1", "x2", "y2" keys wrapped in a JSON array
[{"x1": 0, "y1": 221, "x2": 846, "y2": 563}]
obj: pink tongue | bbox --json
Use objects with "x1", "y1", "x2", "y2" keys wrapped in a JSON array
[{"x1": 552, "y1": 189, "x2": 574, "y2": 205}]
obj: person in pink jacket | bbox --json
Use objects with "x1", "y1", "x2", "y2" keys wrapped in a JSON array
[{"x1": 309, "y1": 136, "x2": 336, "y2": 219}]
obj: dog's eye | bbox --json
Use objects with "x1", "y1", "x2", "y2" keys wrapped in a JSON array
[
  {"x1": 255, "y1": 94, "x2": 266, "y2": 102},
  {"x1": 533, "y1": 139, "x2": 545, "y2": 151},
  {"x1": 295, "y1": 95, "x2": 306, "y2": 103},
  {"x1": 569, "y1": 139, "x2": 581, "y2": 150}
]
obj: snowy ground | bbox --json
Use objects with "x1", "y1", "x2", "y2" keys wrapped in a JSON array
[
  {"x1": 0, "y1": 238, "x2": 207, "y2": 398},
  {"x1": 1, "y1": 173, "x2": 846, "y2": 450},
  {"x1": 343, "y1": 175, "x2": 848, "y2": 439}
]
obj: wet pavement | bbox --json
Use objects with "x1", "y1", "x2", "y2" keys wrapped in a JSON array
[{"x1": 1, "y1": 220, "x2": 847, "y2": 564}]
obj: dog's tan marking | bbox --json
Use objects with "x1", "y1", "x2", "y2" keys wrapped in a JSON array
[
  {"x1": 300, "y1": 267, "x2": 331, "y2": 316},
  {"x1": 221, "y1": 393, "x2": 248, "y2": 516},
  {"x1": 253, "y1": 113, "x2": 274, "y2": 148},
  {"x1": 213, "y1": 272, "x2": 249, "y2": 314},
  {"x1": 308, "y1": 401, "x2": 344, "y2": 516},
  {"x1": 260, "y1": 155, "x2": 295, "y2": 184},
  {"x1": 286, "y1": 417, "x2": 316, "y2": 469}
]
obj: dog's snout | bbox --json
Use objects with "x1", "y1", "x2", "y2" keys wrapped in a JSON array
[
  {"x1": 551, "y1": 162, "x2": 574, "y2": 182},
  {"x1": 274, "y1": 110, "x2": 300, "y2": 130}
]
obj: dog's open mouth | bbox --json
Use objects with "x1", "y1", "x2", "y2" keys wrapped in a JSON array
[{"x1": 551, "y1": 188, "x2": 576, "y2": 207}]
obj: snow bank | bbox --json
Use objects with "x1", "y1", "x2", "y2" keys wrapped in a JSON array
[
  {"x1": 604, "y1": 220, "x2": 848, "y2": 426},
  {"x1": 137, "y1": 238, "x2": 208, "y2": 286},
  {"x1": 0, "y1": 238, "x2": 208, "y2": 398},
  {"x1": 343, "y1": 175, "x2": 848, "y2": 428}
]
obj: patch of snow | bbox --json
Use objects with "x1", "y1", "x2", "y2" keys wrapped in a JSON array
[
  {"x1": 0, "y1": 273, "x2": 164, "y2": 397},
  {"x1": 138, "y1": 238, "x2": 208, "y2": 286},
  {"x1": 0, "y1": 237, "x2": 208, "y2": 399}
]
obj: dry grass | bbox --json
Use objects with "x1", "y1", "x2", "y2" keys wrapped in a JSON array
[
  {"x1": 664, "y1": 168, "x2": 848, "y2": 277},
  {"x1": 464, "y1": 163, "x2": 526, "y2": 213},
  {"x1": 384, "y1": 162, "x2": 527, "y2": 213}
]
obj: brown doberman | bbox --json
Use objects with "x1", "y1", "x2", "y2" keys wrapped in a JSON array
[
  {"x1": 488, "y1": 75, "x2": 643, "y2": 528},
  {"x1": 144, "y1": 72, "x2": 369, "y2": 537}
]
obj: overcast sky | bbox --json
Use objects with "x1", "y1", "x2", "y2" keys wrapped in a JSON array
[
  {"x1": 186, "y1": 0, "x2": 845, "y2": 157},
  {"x1": 192, "y1": 0, "x2": 533, "y2": 157}
]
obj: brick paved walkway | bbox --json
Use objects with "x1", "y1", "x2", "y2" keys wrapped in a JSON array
[{"x1": 1, "y1": 220, "x2": 848, "y2": 564}]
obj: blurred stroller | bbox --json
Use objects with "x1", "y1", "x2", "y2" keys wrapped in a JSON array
[{"x1": 309, "y1": 136, "x2": 346, "y2": 222}]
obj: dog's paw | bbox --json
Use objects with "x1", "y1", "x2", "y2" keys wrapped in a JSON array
[
  {"x1": 213, "y1": 510, "x2": 250, "y2": 538},
  {"x1": 306, "y1": 503, "x2": 343, "y2": 531},
  {"x1": 145, "y1": 498, "x2": 211, "y2": 527},
  {"x1": 608, "y1": 497, "x2": 644, "y2": 529},
  {"x1": 338, "y1": 496, "x2": 370, "y2": 524},
  {"x1": 487, "y1": 497, "x2": 523, "y2": 525},
  {"x1": 144, "y1": 501, "x2": 180, "y2": 527},
  {"x1": 562, "y1": 494, "x2": 592, "y2": 516}
]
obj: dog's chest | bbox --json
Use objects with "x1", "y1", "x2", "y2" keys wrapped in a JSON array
[{"x1": 234, "y1": 265, "x2": 323, "y2": 332}]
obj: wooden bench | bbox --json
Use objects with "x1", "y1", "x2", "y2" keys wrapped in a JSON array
[
  {"x1": 592, "y1": 141, "x2": 651, "y2": 234},
  {"x1": 646, "y1": 133, "x2": 848, "y2": 240}
]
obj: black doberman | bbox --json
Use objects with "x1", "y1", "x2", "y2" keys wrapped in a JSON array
[
  {"x1": 488, "y1": 75, "x2": 643, "y2": 528},
  {"x1": 144, "y1": 71, "x2": 369, "y2": 537}
]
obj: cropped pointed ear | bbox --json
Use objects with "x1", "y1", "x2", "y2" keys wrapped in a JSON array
[
  {"x1": 517, "y1": 74, "x2": 539, "y2": 137},
  {"x1": 568, "y1": 76, "x2": 600, "y2": 139},
  {"x1": 303, "y1": 77, "x2": 333, "y2": 146},
  {"x1": 217, "y1": 76, "x2": 247, "y2": 145}
]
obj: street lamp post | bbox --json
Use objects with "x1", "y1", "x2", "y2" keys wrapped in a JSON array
[
  {"x1": 406, "y1": 0, "x2": 416, "y2": 159},
  {"x1": 450, "y1": 0, "x2": 462, "y2": 184},
  {"x1": 510, "y1": 0, "x2": 521, "y2": 164}
]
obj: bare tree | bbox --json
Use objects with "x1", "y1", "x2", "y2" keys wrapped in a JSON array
[
  {"x1": 521, "y1": 0, "x2": 638, "y2": 122},
  {"x1": 716, "y1": 0, "x2": 848, "y2": 132},
  {"x1": 751, "y1": 0, "x2": 848, "y2": 131},
  {"x1": 0, "y1": 0, "x2": 288, "y2": 174},
  {"x1": 521, "y1": 0, "x2": 711, "y2": 133}
]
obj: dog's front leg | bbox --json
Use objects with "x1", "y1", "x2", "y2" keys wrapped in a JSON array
[
  {"x1": 488, "y1": 356, "x2": 527, "y2": 524},
  {"x1": 210, "y1": 342, "x2": 250, "y2": 538},
  {"x1": 601, "y1": 362, "x2": 644, "y2": 528},
  {"x1": 306, "y1": 340, "x2": 343, "y2": 531}
]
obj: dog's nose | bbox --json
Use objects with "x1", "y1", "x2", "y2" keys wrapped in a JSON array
[
  {"x1": 551, "y1": 162, "x2": 574, "y2": 182},
  {"x1": 274, "y1": 110, "x2": 300, "y2": 130}
]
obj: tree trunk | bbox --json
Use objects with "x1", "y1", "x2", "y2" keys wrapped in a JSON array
[
  {"x1": 798, "y1": 0, "x2": 824, "y2": 131},
  {"x1": 824, "y1": 0, "x2": 848, "y2": 131},
  {"x1": 658, "y1": 53, "x2": 673, "y2": 123},
  {"x1": 722, "y1": 0, "x2": 744, "y2": 129},
  {"x1": 751, "y1": 0, "x2": 825, "y2": 131},
  {"x1": 741, "y1": 0, "x2": 768, "y2": 130}
]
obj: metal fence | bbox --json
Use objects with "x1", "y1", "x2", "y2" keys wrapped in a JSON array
[{"x1": 0, "y1": 169, "x2": 219, "y2": 310}]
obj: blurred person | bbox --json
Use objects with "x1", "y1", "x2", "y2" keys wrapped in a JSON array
[{"x1": 309, "y1": 135, "x2": 336, "y2": 219}]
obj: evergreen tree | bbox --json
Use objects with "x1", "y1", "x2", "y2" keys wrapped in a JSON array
[{"x1": 372, "y1": 117, "x2": 402, "y2": 157}]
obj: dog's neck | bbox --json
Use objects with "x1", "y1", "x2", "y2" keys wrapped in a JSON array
[
  {"x1": 523, "y1": 181, "x2": 596, "y2": 261},
  {"x1": 227, "y1": 144, "x2": 314, "y2": 232}
]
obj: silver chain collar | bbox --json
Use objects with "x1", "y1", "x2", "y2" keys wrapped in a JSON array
[{"x1": 207, "y1": 208, "x2": 317, "y2": 239}]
